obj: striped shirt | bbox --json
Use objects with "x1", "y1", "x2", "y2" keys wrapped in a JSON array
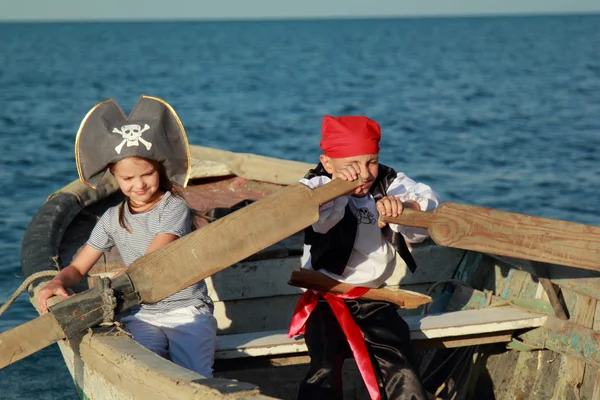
[{"x1": 87, "y1": 191, "x2": 213, "y2": 314}]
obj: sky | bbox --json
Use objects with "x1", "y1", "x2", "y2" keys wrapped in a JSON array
[{"x1": 1, "y1": 0, "x2": 600, "y2": 22}]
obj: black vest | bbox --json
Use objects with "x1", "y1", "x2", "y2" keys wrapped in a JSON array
[{"x1": 304, "y1": 163, "x2": 418, "y2": 276}]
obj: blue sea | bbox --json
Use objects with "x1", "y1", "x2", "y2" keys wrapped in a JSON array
[{"x1": 0, "y1": 14, "x2": 599, "y2": 399}]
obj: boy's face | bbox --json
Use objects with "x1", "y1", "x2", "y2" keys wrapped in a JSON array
[{"x1": 320, "y1": 153, "x2": 379, "y2": 197}]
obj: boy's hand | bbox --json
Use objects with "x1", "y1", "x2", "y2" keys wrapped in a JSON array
[
  {"x1": 332, "y1": 162, "x2": 362, "y2": 181},
  {"x1": 376, "y1": 196, "x2": 403, "y2": 228},
  {"x1": 376, "y1": 198, "x2": 421, "y2": 228}
]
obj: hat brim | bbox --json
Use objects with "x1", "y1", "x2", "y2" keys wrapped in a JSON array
[{"x1": 75, "y1": 95, "x2": 191, "y2": 189}]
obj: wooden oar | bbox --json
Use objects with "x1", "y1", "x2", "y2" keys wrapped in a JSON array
[
  {"x1": 288, "y1": 268, "x2": 432, "y2": 309},
  {"x1": 380, "y1": 202, "x2": 600, "y2": 271},
  {"x1": 0, "y1": 178, "x2": 361, "y2": 369}
]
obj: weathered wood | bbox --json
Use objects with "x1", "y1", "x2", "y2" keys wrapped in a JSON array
[
  {"x1": 495, "y1": 267, "x2": 531, "y2": 303},
  {"x1": 591, "y1": 304, "x2": 600, "y2": 400},
  {"x1": 519, "y1": 315, "x2": 600, "y2": 369},
  {"x1": 381, "y1": 202, "x2": 600, "y2": 271},
  {"x1": 58, "y1": 330, "x2": 273, "y2": 400},
  {"x1": 493, "y1": 255, "x2": 600, "y2": 303},
  {"x1": 412, "y1": 332, "x2": 513, "y2": 349},
  {"x1": 190, "y1": 145, "x2": 312, "y2": 185},
  {"x1": 216, "y1": 306, "x2": 547, "y2": 359},
  {"x1": 213, "y1": 295, "x2": 300, "y2": 334},
  {"x1": 410, "y1": 307, "x2": 547, "y2": 340},
  {"x1": 287, "y1": 269, "x2": 432, "y2": 309},
  {"x1": 531, "y1": 261, "x2": 568, "y2": 320},
  {"x1": 592, "y1": 367, "x2": 600, "y2": 400},
  {"x1": 0, "y1": 313, "x2": 65, "y2": 369},
  {"x1": 563, "y1": 290, "x2": 596, "y2": 391},
  {"x1": 207, "y1": 258, "x2": 304, "y2": 302}
]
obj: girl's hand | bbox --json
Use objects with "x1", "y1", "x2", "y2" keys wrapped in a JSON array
[{"x1": 38, "y1": 280, "x2": 71, "y2": 315}]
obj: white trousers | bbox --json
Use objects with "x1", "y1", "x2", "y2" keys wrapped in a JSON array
[{"x1": 120, "y1": 305, "x2": 218, "y2": 377}]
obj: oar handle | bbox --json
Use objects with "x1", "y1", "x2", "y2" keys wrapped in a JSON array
[
  {"x1": 378, "y1": 208, "x2": 436, "y2": 229},
  {"x1": 288, "y1": 269, "x2": 432, "y2": 309},
  {"x1": 312, "y1": 178, "x2": 363, "y2": 206}
]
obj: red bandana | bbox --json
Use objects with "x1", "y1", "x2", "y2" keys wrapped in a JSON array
[{"x1": 320, "y1": 116, "x2": 381, "y2": 158}]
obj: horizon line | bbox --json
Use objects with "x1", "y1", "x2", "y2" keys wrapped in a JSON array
[{"x1": 1, "y1": 10, "x2": 599, "y2": 24}]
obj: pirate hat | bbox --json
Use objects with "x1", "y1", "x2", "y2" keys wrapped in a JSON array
[{"x1": 75, "y1": 95, "x2": 191, "y2": 189}]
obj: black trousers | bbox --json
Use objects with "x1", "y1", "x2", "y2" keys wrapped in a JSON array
[{"x1": 296, "y1": 299, "x2": 428, "y2": 400}]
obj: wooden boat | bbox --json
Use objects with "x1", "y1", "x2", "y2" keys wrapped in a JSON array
[{"x1": 19, "y1": 145, "x2": 600, "y2": 399}]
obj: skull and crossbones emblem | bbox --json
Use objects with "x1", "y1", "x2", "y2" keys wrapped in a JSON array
[{"x1": 112, "y1": 124, "x2": 153, "y2": 154}]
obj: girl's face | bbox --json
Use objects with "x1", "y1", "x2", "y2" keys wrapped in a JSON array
[{"x1": 112, "y1": 157, "x2": 163, "y2": 208}]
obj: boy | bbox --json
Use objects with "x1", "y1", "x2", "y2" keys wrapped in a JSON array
[{"x1": 289, "y1": 116, "x2": 442, "y2": 400}]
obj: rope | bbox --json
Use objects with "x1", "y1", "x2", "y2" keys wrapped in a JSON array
[
  {"x1": 422, "y1": 279, "x2": 472, "y2": 315},
  {"x1": 422, "y1": 250, "x2": 471, "y2": 314},
  {"x1": 98, "y1": 277, "x2": 117, "y2": 323},
  {"x1": 0, "y1": 270, "x2": 60, "y2": 317}
]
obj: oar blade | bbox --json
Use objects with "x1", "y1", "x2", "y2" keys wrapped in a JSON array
[
  {"x1": 0, "y1": 313, "x2": 65, "y2": 369},
  {"x1": 123, "y1": 179, "x2": 362, "y2": 304},
  {"x1": 431, "y1": 203, "x2": 600, "y2": 271},
  {"x1": 385, "y1": 202, "x2": 600, "y2": 271}
]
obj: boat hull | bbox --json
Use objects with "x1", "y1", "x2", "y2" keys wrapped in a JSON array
[{"x1": 20, "y1": 146, "x2": 600, "y2": 400}]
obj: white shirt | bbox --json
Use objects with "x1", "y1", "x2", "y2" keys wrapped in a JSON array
[{"x1": 300, "y1": 173, "x2": 442, "y2": 288}]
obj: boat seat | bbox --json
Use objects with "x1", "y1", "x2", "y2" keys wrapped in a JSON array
[{"x1": 215, "y1": 306, "x2": 548, "y2": 359}]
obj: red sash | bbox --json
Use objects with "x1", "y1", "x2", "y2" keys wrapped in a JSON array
[{"x1": 288, "y1": 288, "x2": 381, "y2": 400}]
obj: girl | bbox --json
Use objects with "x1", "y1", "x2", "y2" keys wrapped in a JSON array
[{"x1": 38, "y1": 95, "x2": 217, "y2": 378}]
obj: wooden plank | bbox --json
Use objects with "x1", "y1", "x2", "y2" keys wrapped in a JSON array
[
  {"x1": 409, "y1": 307, "x2": 547, "y2": 340},
  {"x1": 412, "y1": 332, "x2": 512, "y2": 349},
  {"x1": 216, "y1": 306, "x2": 547, "y2": 359},
  {"x1": 495, "y1": 267, "x2": 530, "y2": 302},
  {"x1": 531, "y1": 262, "x2": 568, "y2": 320},
  {"x1": 0, "y1": 313, "x2": 66, "y2": 368},
  {"x1": 552, "y1": 357, "x2": 574, "y2": 400},
  {"x1": 189, "y1": 145, "x2": 313, "y2": 185},
  {"x1": 564, "y1": 290, "x2": 596, "y2": 390},
  {"x1": 592, "y1": 369, "x2": 600, "y2": 400},
  {"x1": 503, "y1": 350, "x2": 540, "y2": 400},
  {"x1": 519, "y1": 315, "x2": 600, "y2": 369},
  {"x1": 288, "y1": 269, "x2": 432, "y2": 309},
  {"x1": 592, "y1": 303, "x2": 600, "y2": 400},
  {"x1": 189, "y1": 159, "x2": 234, "y2": 179},
  {"x1": 507, "y1": 272, "x2": 557, "y2": 399},
  {"x1": 493, "y1": 256, "x2": 600, "y2": 302},
  {"x1": 214, "y1": 295, "x2": 300, "y2": 334},
  {"x1": 61, "y1": 332, "x2": 269, "y2": 400},
  {"x1": 216, "y1": 331, "x2": 307, "y2": 359}
]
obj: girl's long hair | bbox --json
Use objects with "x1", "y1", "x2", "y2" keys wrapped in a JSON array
[{"x1": 109, "y1": 158, "x2": 205, "y2": 233}]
